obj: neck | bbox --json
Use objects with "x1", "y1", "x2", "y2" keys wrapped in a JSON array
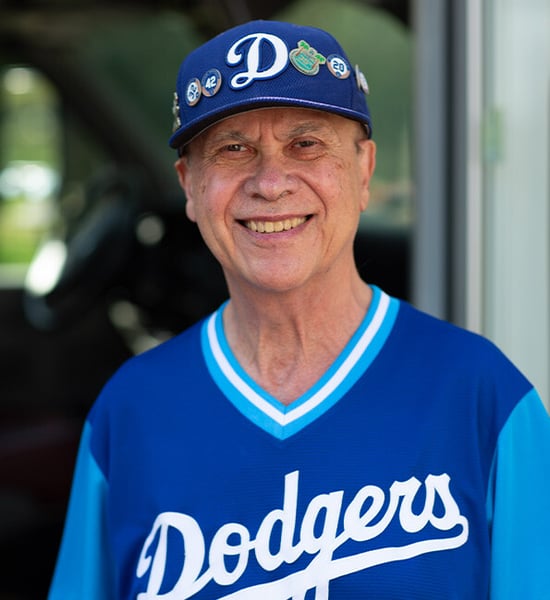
[{"x1": 222, "y1": 273, "x2": 372, "y2": 405}]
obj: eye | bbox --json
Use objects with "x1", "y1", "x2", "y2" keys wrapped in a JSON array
[
  {"x1": 224, "y1": 143, "x2": 247, "y2": 152},
  {"x1": 289, "y1": 137, "x2": 325, "y2": 160},
  {"x1": 294, "y1": 139, "x2": 317, "y2": 149},
  {"x1": 212, "y1": 142, "x2": 254, "y2": 162}
]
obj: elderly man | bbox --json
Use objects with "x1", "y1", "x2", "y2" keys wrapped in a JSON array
[{"x1": 49, "y1": 20, "x2": 550, "y2": 599}]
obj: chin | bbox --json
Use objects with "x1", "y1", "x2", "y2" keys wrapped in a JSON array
[{"x1": 252, "y1": 271, "x2": 322, "y2": 296}]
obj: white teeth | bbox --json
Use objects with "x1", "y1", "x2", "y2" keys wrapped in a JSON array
[{"x1": 245, "y1": 217, "x2": 307, "y2": 234}]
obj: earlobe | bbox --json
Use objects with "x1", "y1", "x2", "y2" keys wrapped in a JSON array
[{"x1": 175, "y1": 158, "x2": 197, "y2": 222}]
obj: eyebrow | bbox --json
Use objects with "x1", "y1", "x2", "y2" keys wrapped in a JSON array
[
  {"x1": 207, "y1": 130, "x2": 250, "y2": 145},
  {"x1": 286, "y1": 121, "x2": 330, "y2": 137},
  {"x1": 206, "y1": 121, "x2": 333, "y2": 146}
]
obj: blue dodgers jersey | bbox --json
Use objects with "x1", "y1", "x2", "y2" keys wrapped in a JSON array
[{"x1": 49, "y1": 287, "x2": 550, "y2": 599}]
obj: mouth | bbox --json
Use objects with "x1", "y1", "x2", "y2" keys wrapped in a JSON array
[{"x1": 241, "y1": 216, "x2": 309, "y2": 234}]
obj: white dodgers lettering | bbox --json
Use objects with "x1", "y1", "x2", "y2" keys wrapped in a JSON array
[
  {"x1": 226, "y1": 33, "x2": 289, "y2": 89},
  {"x1": 136, "y1": 471, "x2": 469, "y2": 600}
]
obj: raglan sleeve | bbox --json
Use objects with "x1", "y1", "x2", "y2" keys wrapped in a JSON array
[
  {"x1": 47, "y1": 418, "x2": 115, "y2": 600},
  {"x1": 487, "y1": 388, "x2": 550, "y2": 598}
]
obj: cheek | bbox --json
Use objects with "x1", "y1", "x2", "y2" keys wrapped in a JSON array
[
  {"x1": 316, "y1": 162, "x2": 359, "y2": 214},
  {"x1": 189, "y1": 177, "x2": 231, "y2": 237}
]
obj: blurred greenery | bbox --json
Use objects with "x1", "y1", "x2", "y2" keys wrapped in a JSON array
[
  {"x1": 0, "y1": 199, "x2": 44, "y2": 262},
  {"x1": 0, "y1": 68, "x2": 60, "y2": 264},
  {"x1": 0, "y1": 67, "x2": 60, "y2": 166}
]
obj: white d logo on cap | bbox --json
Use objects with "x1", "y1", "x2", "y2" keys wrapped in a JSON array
[{"x1": 226, "y1": 33, "x2": 289, "y2": 90}]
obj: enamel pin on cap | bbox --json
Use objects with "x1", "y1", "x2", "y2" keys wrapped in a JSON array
[{"x1": 289, "y1": 40, "x2": 326, "y2": 75}]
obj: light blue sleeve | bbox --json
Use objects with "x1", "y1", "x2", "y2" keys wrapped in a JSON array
[
  {"x1": 487, "y1": 388, "x2": 550, "y2": 598},
  {"x1": 48, "y1": 421, "x2": 115, "y2": 600}
]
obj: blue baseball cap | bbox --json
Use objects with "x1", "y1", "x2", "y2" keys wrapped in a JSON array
[{"x1": 169, "y1": 20, "x2": 372, "y2": 150}]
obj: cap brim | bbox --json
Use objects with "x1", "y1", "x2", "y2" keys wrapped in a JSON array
[{"x1": 169, "y1": 98, "x2": 372, "y2": 149}]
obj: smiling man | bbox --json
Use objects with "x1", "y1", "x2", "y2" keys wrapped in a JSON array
[
  {"x1": 48, "y1": 20, "x2": 550, "y2": 600},
  {"x1": 176, "y1": 107, "x2": 375, "y2": 403}
]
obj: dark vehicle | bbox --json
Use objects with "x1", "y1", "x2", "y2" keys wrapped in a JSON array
[{"x1": 0, "y1": 2, "x2": 410, "y2": 597}]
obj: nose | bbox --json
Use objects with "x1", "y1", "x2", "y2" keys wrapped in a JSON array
[{"x1": 243, "y1": 152, "x2": 298, "y2": 202}]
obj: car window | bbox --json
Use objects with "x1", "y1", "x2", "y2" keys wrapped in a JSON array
[
  {"x1": 0, "y1": 67, "x2": 60, "y2": 283},
  {"x1": 0, "y1": 12, "x2": 204, "y2": 290}
]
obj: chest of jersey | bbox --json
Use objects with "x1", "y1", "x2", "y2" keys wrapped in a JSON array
[
  {"x1": 106, "y1": 359, "x2": 490, "y2": 597},
  {"x1": 96, "y1": 290, "x2": 525, "y2": 598}
]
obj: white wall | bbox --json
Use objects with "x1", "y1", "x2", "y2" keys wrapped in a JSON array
[
  {"x1": 414, "y1": 0, "x2": 549, "y2": 408},
  {"x1": 478, "y1": 0, "x2": 550, "y2": 407}
]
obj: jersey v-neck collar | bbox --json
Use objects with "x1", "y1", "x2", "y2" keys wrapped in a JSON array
[{"x1": 201, "y1": 286, "x2": 399, "y2": 440}]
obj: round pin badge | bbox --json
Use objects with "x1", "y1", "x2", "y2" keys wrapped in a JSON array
[
  {"x1": 326, "y1": 55, "x2": 350, "y2": 79},
  {"x1": 355, "y1": 65, "x2": 370, "y2": 95},
  {"x1": 201, "y1": 69, "x2": 222, "y2": 97},
  {"x1": 185, "y1": 78, "x2": 202, "y2": 106}
]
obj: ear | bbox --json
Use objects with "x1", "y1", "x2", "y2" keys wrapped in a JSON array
[
  {"x1": 174, "y1": 157, "x2": 197, "y2": 223},
  {"x1": 357, "y1": 139, "x2": 376, "y2": 212}
]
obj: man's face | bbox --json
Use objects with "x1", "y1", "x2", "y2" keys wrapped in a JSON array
[{"x1": 175, "y1": 107, "x2": 376, "y2": 296}]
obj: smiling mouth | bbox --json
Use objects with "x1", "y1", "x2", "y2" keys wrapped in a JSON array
[{"x1": 242, "y1": 216, "x2": 308, "y2": 234}]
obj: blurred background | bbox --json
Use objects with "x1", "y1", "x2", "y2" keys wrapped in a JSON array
[{"x1": 0, "y1": 0, "x2": 548, "y2": 597}]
